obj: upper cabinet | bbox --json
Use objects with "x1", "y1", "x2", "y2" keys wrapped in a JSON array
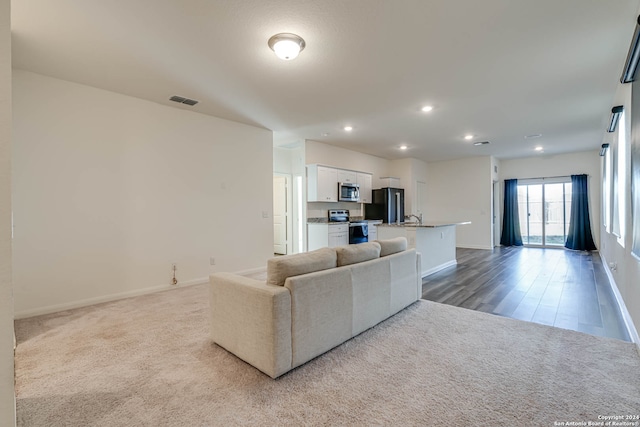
[
  {"x1": 307, "y1": 164, "x2": 338, "y2": 202},
  {"x1": 337, "y1": 169, "x2": 357, "y2": 184},
  {"x1": 307, "y1": 164, "x2": 373, "y2": 203},
  {"x1": 357, "y1": 172, "x2": 373, "y2": 203}
]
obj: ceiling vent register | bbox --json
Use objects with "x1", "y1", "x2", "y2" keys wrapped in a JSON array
[{"x1": 170, "y1": 95, "x2": 199, "y2": 106}]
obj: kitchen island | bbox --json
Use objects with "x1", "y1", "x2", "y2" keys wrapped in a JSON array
[{"x1": 376, "y1": 221, "x2": 470, "y2": 278}]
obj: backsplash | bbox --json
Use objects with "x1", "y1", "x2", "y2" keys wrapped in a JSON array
[{"x1": 307, "y1": 202, "x2": 363, "y2": 220}]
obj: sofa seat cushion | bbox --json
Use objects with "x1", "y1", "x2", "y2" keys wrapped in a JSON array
[
  {"x1": 267, "y1": 247, "x2": 337, "y2": 287},
  {"x1": 376, "y1": 237, "x2": 408, "y2": 257},
  {"x1": 336, "y1": 242, "x2": 381, "y2": 267}
]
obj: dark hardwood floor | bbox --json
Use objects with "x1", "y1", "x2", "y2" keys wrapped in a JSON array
[{"x1": 422, "y1": 246, "x2": 631, "y2": 342}]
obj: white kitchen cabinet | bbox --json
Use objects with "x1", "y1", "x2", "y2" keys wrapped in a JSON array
[
  {"x1": 337, "y1": 169, "x2": 357, "y2": 184},
  {"x1": 307, "y1": 165, "x2": 338, "y2": 202},
  {"x1": 357, "y1": 172, "x2": 373, "y2": 203},
  {"x1": 307, "y1": 223, "x2": 349, "y2": 250},
  {"x1": 367, "y1": 220, "x2": 382, "y2": 241},
  {"x1": 328, "y1": 224, "x2": 349, "y2": 247}
]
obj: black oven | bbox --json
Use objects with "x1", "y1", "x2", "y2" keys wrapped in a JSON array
[{"x1": 349, "y1": 221, "x2": 368, "y2": 244}]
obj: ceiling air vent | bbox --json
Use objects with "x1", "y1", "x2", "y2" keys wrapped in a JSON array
[
  {"x1": 169, "y1": 95, "x2": 199, "y2": 106},
  {"x1": 473, "y1": 141, "x2": 490, "y2": 146}
]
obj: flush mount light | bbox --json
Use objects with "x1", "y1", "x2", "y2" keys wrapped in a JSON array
[
  {"x1": 344, "y1": 126, "x2": 353, "y2": 132},
  {"x1": 464, "y1": 134, "x2": 473, "y2": 140},
  {"x1": 621, "y1": 15, "x2": 640, "y2": 83},
  {"x1": 421, "y1": 106, "x2": 433, "y2": 112},
  {"x1": 268, "y1": 33, "x2": 306, "y2": 60},
  {"x1": 608, "y1": 105, "x2": 624, "y2": 132}
]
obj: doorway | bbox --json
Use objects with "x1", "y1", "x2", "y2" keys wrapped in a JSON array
[
  {"x1": 517, "y1": 179, "x2": 572, "y2": 247},
  {"x1": 492, "y1": 181, "x2": 500, "y2": 247},
  {"x1": 273, "y1": 174, "x2": 292, "y2": 255}
]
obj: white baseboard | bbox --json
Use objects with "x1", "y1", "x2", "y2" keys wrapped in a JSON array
[
  {"x1": 422, "y1": 260, "x2": 457, "y2": 278},
  {"x1": 14, "y1": 277, "x2": 209, "y2": 319},
  {"x1": 456, "y1": 244, "x2": 494, "y2": 250},
  {"x1": 599, "y1": 252, "x2": 640, "y2": 353}
]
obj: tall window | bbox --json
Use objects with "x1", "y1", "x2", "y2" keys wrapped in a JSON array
[
  {"x1": 603, "y1": 147, "x2": 611, "y2": 232},
  {"x1": 612, "y1": 112, "x2": 627, "y2": 245},
  {"x1": 517, "y1": 178, "x2": 572, "y2": 246}
]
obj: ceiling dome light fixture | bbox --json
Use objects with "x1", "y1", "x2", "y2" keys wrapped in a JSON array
[{"x1": 268, "y1": 33, "x2": 306, "y2": 60}]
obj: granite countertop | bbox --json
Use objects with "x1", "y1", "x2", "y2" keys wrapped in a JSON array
[
  {"x1": 307, "y1": 217, "x2": 383, "y2": 224},
  {"x1": 378, "y1": 221, "x2": 471, "y2": 228}
]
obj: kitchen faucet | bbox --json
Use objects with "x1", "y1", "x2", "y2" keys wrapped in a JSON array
[{"x1": 405, "y1": 213, "x2": 423, "y2": 224}]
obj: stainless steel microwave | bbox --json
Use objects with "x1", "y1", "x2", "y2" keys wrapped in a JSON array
[{"x1": 338, "y1": 182, "x2": 360, "y2": 202}]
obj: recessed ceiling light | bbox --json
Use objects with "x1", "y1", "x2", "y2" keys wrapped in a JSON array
[
  {"x1": 525, "y1": 134, "x2": 542, "y2": 139},
  {"x1": 321, "y1": 132, "x2": 330, "y2": 137},
  {"x1": 464, "y1": 134, "x2": 473, "y2": 140},
  {"x1": 535, "y1": 146, "x2": 544, "y2": 151},
  {"x1": 344, "y1": 126, "x2": 353, "y2": 132},
  {"x1": 421, "y1": 106, "x2": 433, "y2": 112},
  {"x1": 399, "y1": 145, "x2": 408, "y2": 150}
]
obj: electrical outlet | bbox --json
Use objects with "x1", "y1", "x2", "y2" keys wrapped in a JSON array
[{"x1": 210, "y1": 257, "x2": 215, "y2": 266}]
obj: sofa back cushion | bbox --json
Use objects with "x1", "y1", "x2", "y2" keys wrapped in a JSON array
[
  {"x1": 336, "y1": 242, "x2": 381, "y2": 267},
  {"x1": 267, "y1": 247, "x2": 337, "y2": 287},
  {"x1": 376, "y1": 237, "x2": 408, "y2": 257}
]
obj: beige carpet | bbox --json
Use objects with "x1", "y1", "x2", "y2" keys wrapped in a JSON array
[{"x1": 15, "y1": 284, "x2": 640, "y2": 426}]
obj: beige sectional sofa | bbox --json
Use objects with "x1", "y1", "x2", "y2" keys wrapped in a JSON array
[{"x1": 209, "y1": 237, "x2": 421, "y2": 378}]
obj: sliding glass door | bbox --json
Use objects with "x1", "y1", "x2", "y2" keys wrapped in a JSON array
[{"x1": 517, "y1": 179, "x2": 572, "y2": 247}]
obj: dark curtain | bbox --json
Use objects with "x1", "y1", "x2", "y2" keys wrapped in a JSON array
[
  {"x1": 500, "y1": 179, "x2": 523, "y2": 246},
  {"x1": 565, "y1": 174, "x2": 597, "y2": 251}
]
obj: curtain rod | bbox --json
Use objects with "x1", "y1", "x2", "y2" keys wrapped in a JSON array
[{"x1": 515, "y1": 174, "x2": 587, "y2": 180}]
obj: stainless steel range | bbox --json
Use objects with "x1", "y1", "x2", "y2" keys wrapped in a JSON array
[{"x1": 328, "y1": 209, "x2": 368, "y2": 244}]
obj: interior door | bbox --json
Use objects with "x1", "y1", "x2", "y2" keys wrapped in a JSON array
[{"x1": 273, "y1": 176, "x2": 288, "y2": 255}]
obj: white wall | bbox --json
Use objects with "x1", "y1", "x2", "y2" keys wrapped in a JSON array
[
  {"x1": 500, "y1": 150, "x2": 602, "y2": 247},
  {"x1": 12, "y1": 70, "x2": 273, "y2": 317},
  {"x1": 599, "y1": 81, "x2": 640, "y2": 343},
  {"x1": 426, "y1": 156, "x2": 493, "y2": 249},
  {"x1": 305, "y1": 140, "x2": 390, "y2": 185},
  {"x1": 388, "y1": 158, "x2": 429, "y2": 217},
  {"x1": 273, "y1": 147, "x2": 292, "y2": 174},
  {"x1": 0, "y1": 0, "x2": 15, "y2": 423}
]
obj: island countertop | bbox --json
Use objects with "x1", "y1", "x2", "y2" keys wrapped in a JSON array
[{"x1": 377, "y1": 221, "x2": 471, "y2": 228}]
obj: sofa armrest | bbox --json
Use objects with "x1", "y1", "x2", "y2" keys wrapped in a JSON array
[{"x1": 209, "y1": 272, "x2": 292, "y2": 378}]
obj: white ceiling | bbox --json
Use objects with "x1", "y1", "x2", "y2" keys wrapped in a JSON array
[{"x1": 11, "y1": 0, "x2": 640, "y2": 162}]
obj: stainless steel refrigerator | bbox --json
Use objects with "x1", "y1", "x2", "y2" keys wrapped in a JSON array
[{"x1": 365, "y1": 187, "x2": 405, "y2": 224}]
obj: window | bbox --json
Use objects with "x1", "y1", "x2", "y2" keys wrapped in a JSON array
[
  {"x1": 612, "y1": 112, "x2": 626, "y2": 245},
  {"x1": 517, "y1": 178, "x2": 572, "y2": 246},
  {"x1": 603, "y1": 147, "x2": 610, "y2": 232}
]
